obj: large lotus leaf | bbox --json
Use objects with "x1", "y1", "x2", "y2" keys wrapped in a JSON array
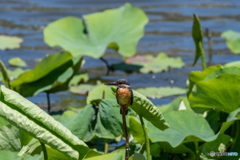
[
  {"x1": 0, "y1": 86, "x2": 89, "y2": 160},
  {"x1": 0, "y1": 150, "x2": 44, "y2": 160},
  {"x1": 44, "y1": 3, "x2": 148, "y2": 58},
  {"x1": 150, "y1": 142, "x2": 195, "y2": 160},
  {"x1": 53, "y1": 110, "x2": 78, "y2": 128},
  {"x1": 148, "y1": 109, "x2": 239, "y2": 148},
  {"x1": 0, "y1": 68, "x2": 25, "y2": 81},
  {"x1": 11, "y1": 51, "x2": 83, "y2": 97},
  {"x1": 85, "y1": 149, "x2": 103, "y2": 159},
  {"x1": 200, "y1": 134, "x2": 232, "y2": 159},
  {"x1": 9, "y1": 57, "x2": 27, "y2": 67},
  {"x1": 0, "y1": 35, "x2": 23, "y2": 50},
  {"x1": 87, "y1": 84, "x2": 115, "y2": 104},
  {"x1": 192, "y1": 14, "x2": 204, "y2": 66},
  {"x1": 129, "y1": 153, "x2": 146, "y2": 160},
  {"x1": 221, "y1": 30, "x2": 240, "y2": 54},
  {"x1": 69, "y1": 99, "x2": 134, "y2": 141},
  {"x1": 158, "y1": 96, "x2": 192, "y2": 114},
  {"x1": 0, "y1": 124, "x2": 32, "y2": 151},
  {"x1": 225, "y1": 60, "x2": 240, "y2": 68},
  {"x1": 125, "y1": 53, "x2": 185, "y2": 73},
  {"x1": 203, "y1": 67, "x2": 240, "y2": 81},
  {"x1": 189, "y1": 74, "x2": 240, "y2": 113},
  {"x1": 85, "y1": 149, "x2": 125, "y2": 160},
  {"x1": 187, "y1": 65, "x2": 222, "y2": 97},
  {"x1": 111, "y1": 87, "x2": 169, "y2": 130},
  {"x1": 0, "y1": 116, "x2": 9, "y2": 128},
  {"x1": 129, "y1": 116, "x2": 145, "y2": 144},
  {"x1": 136, "y1": 86, "x2": 186, "y2": 99}
]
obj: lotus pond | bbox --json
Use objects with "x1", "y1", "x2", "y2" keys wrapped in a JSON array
[{"x1": 0, "y1": 1, "x2": 240, "y2": 160}]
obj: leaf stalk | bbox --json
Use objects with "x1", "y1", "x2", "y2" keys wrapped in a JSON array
[
  {"x1": 0, "y1": 60, "x2": 12, "y2": 89},
  {"x1": 40, "y1": 142, "x2": 48, "y2": 160}
]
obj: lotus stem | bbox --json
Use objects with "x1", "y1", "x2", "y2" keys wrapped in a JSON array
[
  {"x1": 104, "y1": 138, "x2": 109, "y2": 154},
  {"x1": 0, "y1": 60, "x2": 12, "y2": 89},
  {"x1": 100, "y1": 57, "x2": 110, "y2": 75},
  {"x1": 199, "y1": 41, "x2": 207, "y2": 70},
  {"x1": 206, "y1": 28, "x2": 213, "y2": 67},
  {"x1": 46, "y1": 92, "x2": 51, "y2": 115},
  {"x1": 40, "y1": 142, "x2": 48, "y2": 160},
  {"x1": 122, "y1": 110, "x2": 129, "y2": 160},
  {"x1": 139, "y1": 116, "x2": 150, "y2": 160}
]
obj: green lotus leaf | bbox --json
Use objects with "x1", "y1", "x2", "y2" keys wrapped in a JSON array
[
  {"x1": 85, "y1": 149, "x2": 125, "y2": 160},
  {"x1": 53, "y1": 110, "x2": 78, "y2": 128},
  {"x1": 85, "y1": 149, "x2": 103, "y2": 159},
  {"x1": 0, "y1": 150, "x2": 44, "y2": 160},
  {"x1": 69, "y1": 99, "x2": 132, "y2": 141},
  {"x1": 110, "y1": 63, "x2": 142, "y2": 73},
  {"x1": 203, "y1": 67, "x2": 240, "y2": 81},
  {"x1": 69, "y1": 73, "x2": 89, "y2": 86},
  {"x1": 9, "y1": 57, "x2": 27, "y2": 67},
  {"x1": 136, "y1": 86, "x2": 186, "y2": 99},
  {"x1": 11, "y1": 51, "x2": 83, "y2": 97},
  {"x1": 158, "y1": 96, "x2": 192, "y2": 114},
  {"x1": 189, "y1": 74, "x2": 240, "y2": 113},
  {"x1": 129, "y1": 116, "x2": 145, "y2": 144},
  {"x1": 125, "y1": 52, "x2": 185, "y2": 73},
  {"x1": 87, "y1": 84, "x2": 115, "y2": 104},
  {"x1": 221, "y1": 30, "x2": 240, "y2": 54},
  {"x1": 0, "y1": 35, "x2": 23, "y2": 50},
  {"x1": 0, "y1": 85, "x2": 89, "y2": 160},
  {"x1": 0, "y1": 68, "x2": 25, "y2": 82},
  {"x1": 200, "y1": 134, "x2": 232, "y2": 159},
  {"x1": 148, "y1": 109, "x2": 239, "y2": 148},
  {"x1": 192, "y1": 14, "x2": 204, "y2": 66},
  {"x1": 0, "y1": 116, "x2": 9, "y2": 128},
  {"x1": 225, "y1": 60, "x2": 240, "y2": 68},
  {"x1": 111, "y1": 87, "x2": 168, "y2": 130},
  {"x1": 44, "y1": 3, "x2": 148, "y2": 58},
  {"x1": 0, "y1": 124, "x2": 32, "y2": 151},
  {"x1": 129, "y1": 153, "x2": 146, "y2": 160},
  {"x1": 187, "y1": 65, "x2": 222, "y2": 97}
]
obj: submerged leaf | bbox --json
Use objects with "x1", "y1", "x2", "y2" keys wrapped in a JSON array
[
  {"x1": 125, "y1": 53, "x2": 185, "y2": 73},
  {"x1": 0, "y1": 35, "x2": 23, "y2": 50},
  {"x1": 136, "y1": 86, "x2": 186, "y2": 99},
  {"x1": 44, "y1": 3, "x2": 148, "y2": 58},
  {"x1": 0, "y1": 86, "x2": 89, "y2": 159},
  {"x1": 221, "y1": 30, "x2": 240, "y2": 54},
  {"x1": 192, "y1": 14, "x2": 204, "y2": 66},
  {"x1": 8, "y1": 57, "x2": 27, "y2": 67}
]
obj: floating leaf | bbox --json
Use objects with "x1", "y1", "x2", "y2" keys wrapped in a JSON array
[
  {"x1": 111, "y1": 87, "x2": 168, "y2": 130},
  {"x1": 187, "y1": 65, "x2": 222, "y2": 97},
  {"x1": 125, "y1": 53, "x2": 185, "y2": 73},
  {"x1": 136, "y1": 86, "x2": 186, "y2": 99},
  {"x1": 11, "y1": 51, "x2": 83, "y2": 97},
  {"x1": 0, "y1": 86, "x2": 89, "y2": 159},
  {"x1": 189, "y1": 74, "x2": 240, "y2": 113},
  {"x1": 0, "y1": 35, "x2": 23, "y2": 50},
  {"x1": 8, "y1": 57, "x2": 27, "y2": 67},
  {"x1": 110, "y1": 63, "x2": 142, "y2": 73},
  {"x1": 192, "y1": 14, "x2": 204, "y2": 66},
  {"x1": 70, "y1": 84, "x2": 97, "y2": 95},
  {"x1": 221, "y1": 30, "x2": 240, "y2": 54},
  {"x1": 44, "y1": 3, "x2": 148, "y2": 58},
  {"x1": 69, "y1": 99, "x2": 132, "y2": 141}
]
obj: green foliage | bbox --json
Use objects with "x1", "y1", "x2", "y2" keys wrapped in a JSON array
[
  {"x1": 221, "y1": 30, "x2": 240, "y2": 54},
  {"x1": 125, "y1": 53, "x2": 185, "y2": 73},
  {"x1": 9, "y1": 57, "x2": 27, "y2": 67},
  {"x1": 44, "y1": 3, "x2": 148, "y2": 58},
  {"x1": 85, "y1": 149, "x2": 125, "y2": 160},
  {"x1": 0, "y1": 85, "x2": 89, "y2": 159},
  {"x1": 111, "y1": 87, "x2": 169, "y2": 130},
  {"x1": 189, "y1": 74, "x2": 240, "y2": 113},
  {"x1": 192, "y1": 14, "x2": 206, "y2": 69},
  {"x1": 11, "y1": 51, "x2": 83, "y2": 97},
  {"x1": 0, "y1": 35, "x2": 23, "y2": 50},
  {"x1": 69, "y1": 100, "x2": 131, "y2": 142},
  {"x1": 136, "y1": 86, "x2": 186, "y2": 99}
]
